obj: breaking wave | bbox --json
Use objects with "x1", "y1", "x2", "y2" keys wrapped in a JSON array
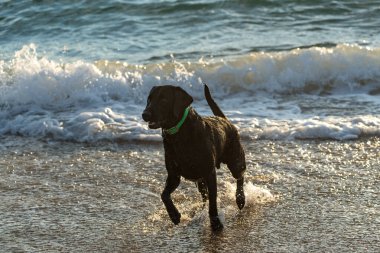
[{"x1": 1, "y1": 44, "x2": 380, "y2": 141}]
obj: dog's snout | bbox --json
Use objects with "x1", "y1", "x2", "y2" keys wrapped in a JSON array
[{"x1": 142, "y1": 110, "x2": 152, "y2": 122}]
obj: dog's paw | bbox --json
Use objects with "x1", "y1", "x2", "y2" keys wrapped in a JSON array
[
  {"x1": 210, "y1": 216, "x2": 224, "y2": 231},
  {"x1": 236, "y1": 192, "x2": 245, "y2": 210},
  {"x1": 169, "y1": 210, "x2": 181, "y2": 225}
]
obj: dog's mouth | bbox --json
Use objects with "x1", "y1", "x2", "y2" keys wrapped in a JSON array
[{"x1": 148, "y1": 121, "x2": 161, "y2": 129}]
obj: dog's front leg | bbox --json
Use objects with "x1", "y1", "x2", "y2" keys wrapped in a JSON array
[
  {"x1": 206, "y1": 170, "x2": 224, "y2": 231},
  {"x1": 161, "y1": 173, "x2": 181, "y2": 225}
]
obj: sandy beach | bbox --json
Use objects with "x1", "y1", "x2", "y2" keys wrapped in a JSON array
[{"x1": 1, "y1": 137, "x2": 378, "y2": 252}]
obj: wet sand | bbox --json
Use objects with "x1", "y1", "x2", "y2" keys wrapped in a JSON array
[{"x1": 0, "y1": 137, "x2": 379, "y2": 252}]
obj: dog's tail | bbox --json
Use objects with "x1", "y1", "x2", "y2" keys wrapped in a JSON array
[{"x1": 204, "y1": 83, "x2": 226, "y2": 118}]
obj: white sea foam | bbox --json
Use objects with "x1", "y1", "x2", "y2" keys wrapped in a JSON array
[
  {"x1": 225, "y1": 181, "x2": 276, "y2": 205},
  {"x1": 237, "y1": 115, "x2": 380, "y2": 141},
  {"x1": 1, "y1": 44, "x2": 380, "y2": 142}
]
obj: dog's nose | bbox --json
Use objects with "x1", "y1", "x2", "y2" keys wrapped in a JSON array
[{"x1": 142, "y1": 110, "x2": 152, "y2": 122}]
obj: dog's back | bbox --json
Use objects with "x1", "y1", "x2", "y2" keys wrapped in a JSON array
[{"x1": 202, "y1": 85, "x2": 246, "y2": 178}]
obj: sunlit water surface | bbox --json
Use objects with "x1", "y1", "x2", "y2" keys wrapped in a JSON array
[{"x1": 1, "y1": 137, "x2": 378, "y2": 252}]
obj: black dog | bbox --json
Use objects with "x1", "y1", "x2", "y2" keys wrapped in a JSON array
[{"x1": 142, "y1": 84, "x2": 246, "y2": 231}]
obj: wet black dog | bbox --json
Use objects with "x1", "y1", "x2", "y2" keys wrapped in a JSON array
[{"x1": 142, "y1": 84, "x2": 246, "y2": 231}]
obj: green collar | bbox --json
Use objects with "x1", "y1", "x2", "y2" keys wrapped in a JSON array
[{"x1": 164, "y1": 107, "x2": 191, "y2": 135}]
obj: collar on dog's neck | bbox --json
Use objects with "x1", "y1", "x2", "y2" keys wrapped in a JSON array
[{"x1": 164, "y1": 106, "x2": 191, "y2": 135}]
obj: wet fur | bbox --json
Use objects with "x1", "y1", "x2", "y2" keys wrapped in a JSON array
[{"x1": 142, "y1": 84, "x2": 246, "y2": 231}]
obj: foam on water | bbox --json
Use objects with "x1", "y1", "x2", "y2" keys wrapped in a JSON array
[
  {"x1": 225, "y1": 181, "x2": 277, "y2": 205},
  {"x1": 237, "y1": 115, "x2": 380, "y2": 140},
  {"x1": 1, "y1": 44, "x2": 380, "y2": 142}
]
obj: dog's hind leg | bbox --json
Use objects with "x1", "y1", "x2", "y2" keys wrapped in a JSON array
[
  {"x1": 161, "y1": 173, "x2": 181, "y2": 225},
  {"x1": 228, "y1": 163, "x2": 246, "y2": 210},
  {"x1": 226, "y1": 141, "x2": 246, "y2": 210},
  {"x1": 236, "y1": 176, "x2": 245, "y2": 210},
  {"x1": 196, "y1": 179, "x2": 208, "y2": 205}
]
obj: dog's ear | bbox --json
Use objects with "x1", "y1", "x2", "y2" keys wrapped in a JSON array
[
  {"x1": 173, "y1": 87, "x2": 193, "y2": 118},
  {"x1": 148, "y1": 86, "x2": 158, "y2": 98}
]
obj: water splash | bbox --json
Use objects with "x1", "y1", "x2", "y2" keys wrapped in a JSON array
[{"x1": 225, "y1": 181, "x2": 277, "y2": 206}]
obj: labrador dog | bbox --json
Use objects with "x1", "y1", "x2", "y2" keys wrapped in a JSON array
[{"x1": 142, "y1": 84, "x2": 246, "y2": 231}]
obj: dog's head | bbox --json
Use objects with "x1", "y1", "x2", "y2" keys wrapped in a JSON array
[{"x1": 142, "y1": 85, "x2": 193, "y2": 129}]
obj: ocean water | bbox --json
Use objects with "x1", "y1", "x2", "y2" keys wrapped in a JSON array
[{"x1": 1, "y1": 0, "x2": 380, "y2": 252}]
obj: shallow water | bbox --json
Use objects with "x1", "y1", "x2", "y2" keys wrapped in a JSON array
[{"x1": 1, "y1": 137, "x2": 378, "y2": 252}]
